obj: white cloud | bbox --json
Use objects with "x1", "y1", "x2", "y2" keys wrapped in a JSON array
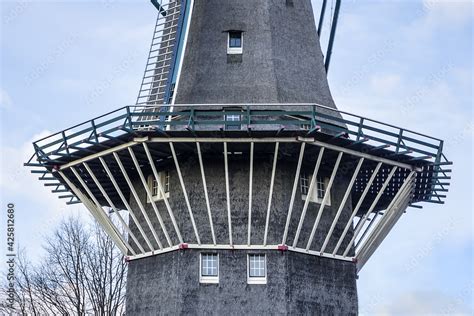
[{"x1": 0, "y1": 130, "x2": 51, "y2": 191}]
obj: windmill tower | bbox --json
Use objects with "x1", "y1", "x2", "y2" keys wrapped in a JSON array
[{"x1": 26, "y1": 0, "x2": 452, "y2": 314}]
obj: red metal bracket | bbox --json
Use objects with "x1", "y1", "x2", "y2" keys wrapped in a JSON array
[
  {"x1": 278, "y1": 244, "x2": 288, "y2": 251},
  {"x1": 179, "y1": 243, "x2": 189, "y2": 250}
]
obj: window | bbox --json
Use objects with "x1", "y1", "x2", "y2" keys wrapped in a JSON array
[
  {"x1": 147, "y1": 171, "x2": 170, "y2": 202},
  {"x1": 227, "y1": 31, "x2": 243, "y2": 54},
  {"x1": 300, "y1": 172, "x2": 309, "y2": 195},
  {"x1": 300, "y1": 173, "x2": 331, "y2": 205},
  {"x1": 316, "y1": 177, "x2": 325, "y2": 199},
  {"x1": 225, "y1": 113, "x2": 241, "y2": 130},
  {"x1": 247, "y1": 254, "x2": 266, "y2": 284},
  {"x1": 224, "y1": 108, "x2": 242, "y2": 130},
  {"x1": 200, "y1": 253, "x2": 219, "y2": 283},
  {"x1": 229, "y1": 32, "x2": 242, "y2": 47}
]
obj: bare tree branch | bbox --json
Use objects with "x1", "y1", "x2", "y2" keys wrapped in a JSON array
[{"x1": 0, "y1": 215, "x2": 127, "y2": 315}]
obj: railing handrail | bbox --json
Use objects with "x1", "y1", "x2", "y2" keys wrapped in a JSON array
[
  {"x1": 133, "y1": 103, "x2": 443, "y2": 142},
  {"x1": 31, "y1": 103, "x2": 445, "y2": 158},
  {"x1": 27, "y1": 102, "x2": 452, "y2": 207},
  {"x1": 35, "y1": 103, "x2": 444, "y2": 144},
  {"x1": 33, "y1": 106, "x2": 129, "y2": 144}
]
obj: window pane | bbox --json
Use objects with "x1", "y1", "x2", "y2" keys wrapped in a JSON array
[
  {"x1": 317, "y1": 176, "x2": 325, "y2": 199},
  {"x1": 201, "y1": 254, "x2": 218, "y2": 276},
  {"x1": 150, "y1": 172, "x2": 170, "y2": 199},
  {"x1": 152, "y1": 179, "x2": 158, "y2": 196},
  {"x1": 229, "y1": 32, "x2": 242, "y2": 48},
  {"x1": 226, "y1": 114, "x2": 240, "y2": 122},
  {"x1": 249, "y1": 254, "x2": 265, "y2": 278},
  {"x1": 300, "y1": 173, "x2": 309, "y2": 195},
  {"x1": 164, "y1": 171, "x2": 170, "y2": 193},
  {"x1": 225, "y1": 113, "x2": 241, "y2": 130}
]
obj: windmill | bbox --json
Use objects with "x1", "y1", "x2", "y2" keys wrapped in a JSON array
[{"x1": 26, "y1": 0, "x2": 452, "y2": 314}]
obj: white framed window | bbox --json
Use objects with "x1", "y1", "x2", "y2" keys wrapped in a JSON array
[
  {"x1": 247, "y1": 254, "x2": 266, "y2": 284},
  {"x1": 147, "y1": 171, "x2": 170, "y2": 202},
  {"x1": 200, "y1": 253, "x2": 219, "y2": 284},
  {"x1": 300, "y1": 173, "x2": 331, "y2": 205},
  {"x1": 227, "y1": 31, "x2": 243, "y2": 54}
]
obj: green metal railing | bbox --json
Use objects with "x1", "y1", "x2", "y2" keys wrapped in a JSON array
[{"x1": 25, "y1": 103, "x2": 452, "y2": 206}]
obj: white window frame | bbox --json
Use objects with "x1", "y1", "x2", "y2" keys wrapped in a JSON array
[
  {"x1": 147, "y1": 171, "x2": 170, "y2": 202},
  {"x1": 247, "y1": 254, "x2": 267, "y2": 285},
  {"x1": 199, "y1": 253, "x2": 219, "y2": 284},
  {"x1": 300, "y1": 174, "x2": 331, "y2": 206},
  {"x1": 227, "y1": 31, "x2": 243, "y2": 55}
]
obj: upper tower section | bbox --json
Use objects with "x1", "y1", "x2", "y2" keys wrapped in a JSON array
[{"x1": 174, "y1": 0, "x2": 336, "y2": 107}]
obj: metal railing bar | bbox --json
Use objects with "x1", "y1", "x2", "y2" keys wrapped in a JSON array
[
  {"x1": 342, "y1": 166, "x2": 398, "y2": 257},
  {"x1": 33, "y1": 106, "x2": 128, "y2": 144},
  {"x1": 320, "y1": 157, "x2": 364, "y2": 253},
  {"x1": 292, "y1": 147, "x2": 325, "y2": 248},
  {"x1": 263, "y1": 142, "x2": 279, "y2": 246},
  {"x1": 83, "y1": 162, "x2": 145, "y2": 254},
  {"x1": 35, "y1": 113, "x2": 129, "y2": 152},
  {"x1": 281, "y1": 142, "x2": 306, "y2": 245},
  {"x1": 143, "y1": 142, "x2": 183, "y2": 244},
  {"x1": 113, "y1": 152, "x2": 163, "y2": 250},
  {"x1": 128, "y1": 147, "x2": 173, "y2": 247},
  {"x1": 99, "y1": 156, "x2": 155, "y2": 252},
  {"x1": 196, "y1": 142, "x2": 216, "y2": 245},
  {"x1": 305, "y1": 151, "x2": 343, "y2": 251},
  {"x1": 169, "y1": 142, "x2": 201, "y2": 244},
  {"x1": 224, "y1": 142, "x2": 233, "y2": 246},
  {"x1": 247, "y1": 142, "x2": 254, "y2": 246},
  {"x1": 332, "y1": 162, "x2": 383, "y2": 255}
]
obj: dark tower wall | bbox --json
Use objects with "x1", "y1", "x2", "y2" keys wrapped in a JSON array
[
  {"x1": 127, "y1": 250, "x2": 357, "y2": 315},
  {"x1": 126, "y1": 0, "x2": 358, "y2": 314},
  {"x1": 126, "y1": 149, "x2": 359, "y2": 314},
  {"x1": 174, "y1": 0, "x2": 337, "y2": 109}
]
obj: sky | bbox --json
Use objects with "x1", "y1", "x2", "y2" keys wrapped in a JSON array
[{"x1": 0, "y1": 0, "x2": 472, "y2": 314}]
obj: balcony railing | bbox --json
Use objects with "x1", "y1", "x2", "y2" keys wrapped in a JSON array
[{"x1": 25, "y1": 103, "x2": 452, "y2": 207}]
